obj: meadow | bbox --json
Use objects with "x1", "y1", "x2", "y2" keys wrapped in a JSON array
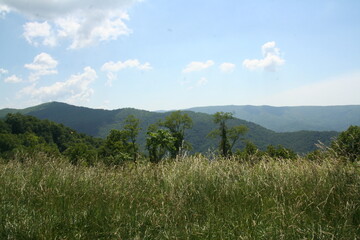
[{"x1": 0, "y1": 153, "x2": 359, "y2": 239}]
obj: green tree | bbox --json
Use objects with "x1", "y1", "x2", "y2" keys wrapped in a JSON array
[
  {"x1": 160, "y1": 111, "x2": 193, "y2": 158},
  {"x1": 331, "y1": 125, "x2": 360, "y2": 162},
  {"x1": 235, "y1": 141, "x2": 263, "y2": 162},
  {"x1": 0, "y1": 133, "x2": 21, "y2": 156},
  {"x1": 266, "y1": 145, "x2": 297, "y2": 160},
  {"x1": 146, "y1": 125, "x2": 175, "y2": 163},
  {"x1": 0, "y1": 119, "x2": 10, "y2": 133},
  {"x1": 122, "y1": 115, "x2": 141, "y2": 162},
  {"x1": 99, "y1": 129, "x2": 132, "y2": 165},
  {"x1": 98, "y1": 115, "x2": 141, "y2": 165},
  {"x1": 64, "y1": 143, "x2": 97, "y2": 166},
  {"x1": 208, "y1": 112, "x2": 248, "y2": 157},
  {"x1": 5, "y1": 113, "x2": 29, "y2": 134}
]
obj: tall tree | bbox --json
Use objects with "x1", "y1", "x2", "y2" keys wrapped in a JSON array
[
  {"x1": 160, "y1": 111, "x2": 193, "y2": 158},
  {"x1": 99, "y1": 115, "x2": 141, "y2": 164},
  {"x1": 123, "y1": 115, "x2": 141, "y2": 162},
  {"x1": 146, "y1": 124, "x2": 175, "y2": 163},
  {"x1": 209, "y1": 112, "x2": 248, "y2": 157}
]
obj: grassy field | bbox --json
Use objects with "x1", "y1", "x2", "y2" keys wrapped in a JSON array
[{"x1": 0, "y1": 153, "x2": 359, "y2": 239}]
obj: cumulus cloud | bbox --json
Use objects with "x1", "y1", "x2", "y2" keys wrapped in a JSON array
[
  {"x1": 23, "y1": 21, "x2": 57, "y2": 47},
  {"x1": 101, "y1": 59, "x2": 152, "y2": 86},
  {"x1": 24, "y1": 52, "x2": 58, "y2": 82},
  {"x1": 219, "y1": 62, "x2": 235, "y2": 73},
  {"x1": 243, "y1": 41, "x2": 285, "y2": 72},
  {"x1": 0, "y1": 68, "x2": 8, "y2": 74},
  {"x1": 1, "y1": 0, "x2": 140, "y2": 48},
  {"x1": 19, "y1": 66, "x2": 97, "y2": 104},
  {"x1": 182, "y1": 60, "x2": 214, "y2": 73},
  {"x1": 4, "y1": 75, "x2": 22, "y2": 83}
]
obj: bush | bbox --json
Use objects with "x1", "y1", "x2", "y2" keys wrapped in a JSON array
[
  {"x1": 266, "y1": 145, "x2": 297, "y2": 160},
  {"x1": 331, "y1": 125, "x2": 360, "y2": 162}
]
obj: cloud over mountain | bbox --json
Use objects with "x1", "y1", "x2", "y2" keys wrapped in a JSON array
[{"x1": 19, "y1": 66, "x2": 97, "y2": 104}]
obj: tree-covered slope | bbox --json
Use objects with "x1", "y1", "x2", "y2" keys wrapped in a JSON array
[
  {"x1": 0, "y1": 113, "x2": 103, "y2": 158},
  {"x1": 0, "y1": 102, "x2": 339, "y2": 153},
  {"x1": 188, "y1": 105, "x2": 360, "y2": 132}
]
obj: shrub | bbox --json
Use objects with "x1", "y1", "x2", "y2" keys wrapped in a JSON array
[{"x1": 331, "y1": 125, "x2": 360, "y2": 162}]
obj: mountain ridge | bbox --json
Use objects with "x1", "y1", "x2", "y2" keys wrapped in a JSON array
[
  {"x1": 0, "y1": 102, "x2": 340, "y2": 153},
  {"x1": 187, "y1": 104, "x2": 360, "y2": 132}
]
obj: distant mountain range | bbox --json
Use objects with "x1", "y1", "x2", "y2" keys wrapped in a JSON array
[
  {"x1": 0, "y1": 102, "x2": 341, "y2": 153},
  {"x1": 187, "y1": 105, "x2": 360, "y2": 132}
]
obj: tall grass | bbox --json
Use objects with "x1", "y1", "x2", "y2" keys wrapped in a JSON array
[{"x1": 0, "y1": 153, "x2": 359, "y2": 239}]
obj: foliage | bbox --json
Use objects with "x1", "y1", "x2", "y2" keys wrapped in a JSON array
[
  {"x1": 266, "y1": 145, "x2": 297, "y2": 160},
  {"x1": 63, "y1": 143, "x2": 97, "y2": 166},
  {"x1": 235, "y1": 141, "x2": 264, "y2": 162},
  {"x1": 209, "y1": 112, "x2": 248, "y2": 157},
  {"x1": 146, "y1": 126, "x2": 176, "y2": 163},
  {"x1": 0, "y1": 113, "x2": 103, "y2": 162},
  {"x1": 331, "y1": 125, "x2": 360, "y2": 162},
  {"x1": 122, "y1": 115, "x2": 141, "y2": 162},
  {"x1": 99, "y1": 129, "x2": 133, "y2": 165},
  {"x1": 160, "y1": 111, "x2": 193, "y2": 157},
  {"x1": 0, "y1": 154, "x2": 359, "y2": 239},
  {"x1": 98, "y1": 115, "x2": 141, "y2": 165}
]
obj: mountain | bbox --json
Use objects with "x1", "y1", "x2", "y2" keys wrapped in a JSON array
[
  {"x1": 187, "y1": 105, "x2": 360, "y2": 132},
  {"x1": 0, "y1": 102, "x2": 339, "y2": 153}
]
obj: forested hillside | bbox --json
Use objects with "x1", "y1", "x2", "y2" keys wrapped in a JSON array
[
  {"x1": 188, "y1": 105, "x2": 360, "y2": 132},
  {"x1": 0, "y1": 113, "x2": 102, "y2": 160},
  {"x1": 0, "y1": 102, "x2": 339, "y2": 153}
]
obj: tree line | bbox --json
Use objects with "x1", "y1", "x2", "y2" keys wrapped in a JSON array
[{"x1": 0, "y1": 112, "x2": 359, "y2": 165}]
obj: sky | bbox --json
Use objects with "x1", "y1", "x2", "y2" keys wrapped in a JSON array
[{"x1": 0, "y1": 0, "x2": 359, "y2": 111}]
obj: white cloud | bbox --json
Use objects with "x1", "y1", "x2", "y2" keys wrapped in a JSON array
[
  {"x1": 23, "y1": 21, "x2": 56, "y2": 47},
  {"x1": 243, "y1": 41, "x2": 285, "y2": 72},
  {"x1": 0, "y1": 4, "x2": 9, "y2": 18},
  {"x1": 262, "y1": 41, "x2": 280, "y2": 56},
  {"x1": 4, "y1": 75, "x2": 22, "y2": 83},
  {"x1": 262, "y1": 72, "x2": 360, "y2": 106},
  {"x1": 182, "y1": 60, "x2": 214, "y2": 73},
  {"x1": 1, "y1": 0, "x2": 140, "y2": 49},
  {"x1": 101, "y1": 59, "x2": 152, "y2": 86},
  {"x1": 19, "y1": 66, "x2": 97, "y2": 104},
  {"x1": 219, "y1": 62, "x2": 235, "y2": 73},
  {"x1": 55, "y1": 11, "x2": 131, "y2": 49},
  {"x1": 0, "y1": 68, "x2": 8, "y2": 74},
  {"x1": 101, "y1": 59, "x2": 152, "y2": 72},
  {"x1": 24, "y1": 52, "x2": 58, "y2": 82}
]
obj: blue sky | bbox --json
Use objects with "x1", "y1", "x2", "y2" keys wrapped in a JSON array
[{"x1": 0, "y1": 0, "x2": 359, "y2": 110}]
